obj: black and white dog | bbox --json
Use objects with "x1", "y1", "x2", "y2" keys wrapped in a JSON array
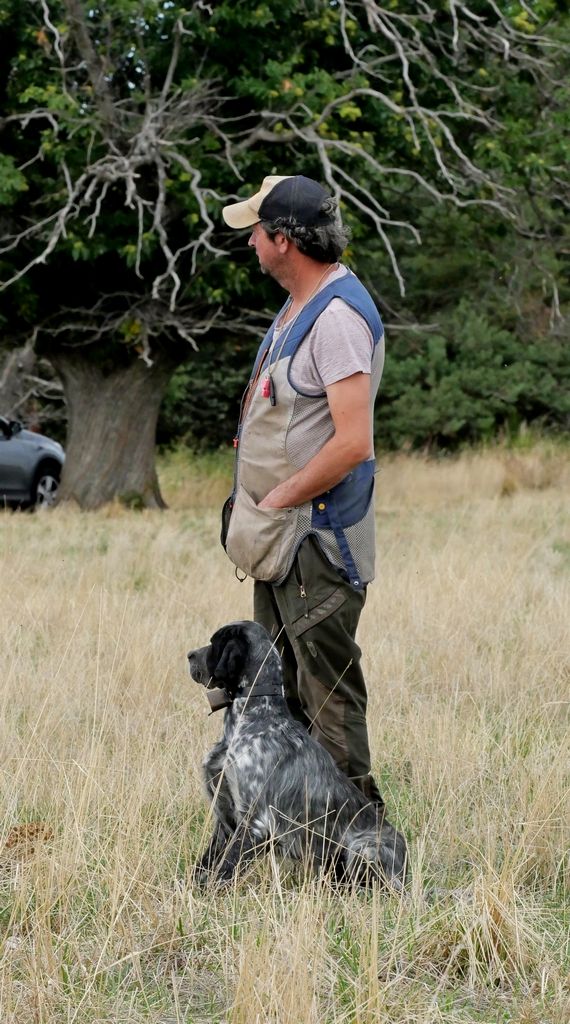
[{"x1": 188, "y1": 621, "x2": 408, "y2": 889}]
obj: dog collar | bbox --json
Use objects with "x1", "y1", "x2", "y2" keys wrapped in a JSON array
[
  {"x1": 206, "y1": 680, "x2": 284, "y2": 714},
  {"x1": 238, "y1": 682, "x2": 284, "y2": 700}
]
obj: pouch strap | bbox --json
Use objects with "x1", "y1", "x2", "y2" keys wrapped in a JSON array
[{"x1": 324, "y1": 492, "x2": 363, "y2": 590}]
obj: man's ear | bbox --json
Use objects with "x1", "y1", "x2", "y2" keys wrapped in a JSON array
[{"x1": 206, "y1": 628, "x2": 247, "y2": 690}]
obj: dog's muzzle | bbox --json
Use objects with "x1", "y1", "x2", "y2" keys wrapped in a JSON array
[
  {"x1": 187, "y1": 646, "x2": 211, "y2": 685},
  {"x1": 188, "y1": 646, "x2": 231, "y2": 713}
]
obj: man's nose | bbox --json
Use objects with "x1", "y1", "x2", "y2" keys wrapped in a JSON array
[{"x1": 248, "y1": 232, "x2": 255, "y2": 247}]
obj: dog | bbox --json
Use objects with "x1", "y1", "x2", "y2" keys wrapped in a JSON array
[{"x1": 188, "y1": 620, "x2": 408, "y2": 889}]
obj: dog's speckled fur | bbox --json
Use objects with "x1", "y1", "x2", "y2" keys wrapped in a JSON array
[{"x1": 188, "y1": 620, "x2": 407, "y2": 888}]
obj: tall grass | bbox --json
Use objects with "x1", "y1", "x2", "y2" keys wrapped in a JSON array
[{"x1": 0, "y1": 447, "x2": 568, "y2": 1022}]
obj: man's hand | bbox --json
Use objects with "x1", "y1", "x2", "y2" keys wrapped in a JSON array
[{"x1": 257, "y1": 372, "x2": 372, "y2": 510}]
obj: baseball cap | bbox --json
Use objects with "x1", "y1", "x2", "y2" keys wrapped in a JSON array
[{"x1": 222, "y1": 175, "x2": 333, "y2": 229}]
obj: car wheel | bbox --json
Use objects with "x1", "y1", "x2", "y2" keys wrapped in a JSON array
[{"x1": 33, "y1": 462, "x2": 61, "y2": 509}]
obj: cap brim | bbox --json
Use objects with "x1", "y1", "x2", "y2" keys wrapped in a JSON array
[
  {"x1": 222, "y1": 175, "x2": 292, "y2": 229},
  {"x1": 222, "y1": 198, "x2": 261, "y2": 229}
]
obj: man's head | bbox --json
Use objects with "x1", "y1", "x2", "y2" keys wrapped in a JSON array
[{"x1": 222, "y1": 174, "x2": 350, "y2": 267}]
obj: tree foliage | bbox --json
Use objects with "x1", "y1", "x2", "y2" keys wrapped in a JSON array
[{"x1": 0, "y1": 1, "x2": 568, "y2": 502}]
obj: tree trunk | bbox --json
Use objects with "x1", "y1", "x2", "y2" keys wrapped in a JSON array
[
  {"x1": 0, "y1": 342, "x2": 37, "y2": 418},
  {"x1": 49, "y1": 351, "x2": 178, "y2": 510}
]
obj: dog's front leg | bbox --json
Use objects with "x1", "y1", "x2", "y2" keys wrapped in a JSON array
[
  {"x1": 213, "y1": 821, "x2": 266, "y2": 883},
  {"x1": 194, "y1": 820, "x2": 231, "y2": 886}
]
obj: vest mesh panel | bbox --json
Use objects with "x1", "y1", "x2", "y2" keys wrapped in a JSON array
[
  {"x1": 292, "y1": 493, "x2": 376, "y2": 584},
  {"x1": 287, "y1": 395, "x2": 334, "y2": 468}
]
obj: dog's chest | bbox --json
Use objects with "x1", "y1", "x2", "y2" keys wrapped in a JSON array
[{"x1": 219, "y1": 710, "x2": 288, "y2": 804}]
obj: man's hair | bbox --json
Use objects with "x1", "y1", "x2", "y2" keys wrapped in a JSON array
[{"x1": 260, "y1": 198, "x2": 350, "y2": 263}]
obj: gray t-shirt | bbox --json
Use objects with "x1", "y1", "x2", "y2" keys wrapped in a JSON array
[{"x1": 273, "y1": 265, "x2": 380, "y2": 396}]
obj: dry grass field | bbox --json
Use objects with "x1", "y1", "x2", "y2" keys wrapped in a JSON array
[{"x1": 0, "y1": 446, "x2": 569, "y2": 1023}]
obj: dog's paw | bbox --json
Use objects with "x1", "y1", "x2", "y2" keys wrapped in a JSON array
[
  {"x1": 211, "y1": 859, "x2": 237, "y2": 884},
  {"x1": 191, "y1": 864, "x2": 211, "y2": 889},
  {"x1": 190, "y1": 857, "x2": 237, "y2": 890}
]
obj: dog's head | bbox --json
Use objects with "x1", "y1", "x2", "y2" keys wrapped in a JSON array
[{"x1": 188, "y1": 620, "x2": 281, "y2": 702}]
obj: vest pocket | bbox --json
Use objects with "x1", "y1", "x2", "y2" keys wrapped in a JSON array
[
  {"x1": 224, "y1": 483, "x2": 298, "y2": 582},
  {"x1": 220, "y1": 494, "x2": 233, "y2": 551},
  {"x1": 311, "y1": 458, "x2": 376, "y2": 529}
]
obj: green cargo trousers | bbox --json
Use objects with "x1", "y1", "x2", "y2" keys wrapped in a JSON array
[{"x1": 253, "y1": 535, "x2": 385, "y2": 809}]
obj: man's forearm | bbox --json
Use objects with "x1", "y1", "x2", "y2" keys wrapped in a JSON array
[{"x1": 258, "y1": 433, "x2": 371, "y2": 509}]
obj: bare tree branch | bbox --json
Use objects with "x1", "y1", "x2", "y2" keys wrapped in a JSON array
[
  {"x1": 63, "y1": 0, "x2": 119, "y2": 135},
  {"x1": 0, "y1": 0, "x2": 563, "y2": 313},
  {"x1": 0, "y1": 1, "x2": 228, "y2": 308}
]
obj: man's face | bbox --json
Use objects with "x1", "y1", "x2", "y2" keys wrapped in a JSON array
[{"x1": 248, "y1": 223, "x2": 284, "y2": 279}]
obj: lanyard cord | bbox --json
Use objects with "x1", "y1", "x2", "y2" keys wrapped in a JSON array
[
  {"x1": 235, "y1": 263, "x2": 340, "y2": 440},
  {"x1": 265, "y1": 261, "x2": 339, "y2": 379},
  {"x1": 236, "y1": 345, "x2": 270, "y2": 436},
  {"x1": 234, "y1": 299, "x2": 299, "y2": 437}
]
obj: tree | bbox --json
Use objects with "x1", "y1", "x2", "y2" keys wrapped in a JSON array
[
  {"x1": 370, "y1": 2, "x2": 570, "y2": 448},
  {"x1": 0, "y1": 0, "x2": 563, "y2": 506}
]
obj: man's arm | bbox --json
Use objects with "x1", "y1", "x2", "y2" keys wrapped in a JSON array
[{"x1": 257, "y1": 372, "x2": 372, "y2": 510}]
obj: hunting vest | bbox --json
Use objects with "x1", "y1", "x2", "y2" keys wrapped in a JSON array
[{"x1": 224, "y1": 269, "x2": 384, "y2": 589}]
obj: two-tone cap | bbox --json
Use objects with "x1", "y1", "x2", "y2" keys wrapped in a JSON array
[{"x1": 222, "y1": 175, "x2": 333, "y2": 229}]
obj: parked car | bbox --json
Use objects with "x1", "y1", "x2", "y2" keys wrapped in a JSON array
[{"x1": 0, "y1": 416, "x2": 65, "y2": 508}]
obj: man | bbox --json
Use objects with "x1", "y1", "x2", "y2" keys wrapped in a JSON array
[{"x1": 221, "y1": 174, "x2": 386, "y2": 810}]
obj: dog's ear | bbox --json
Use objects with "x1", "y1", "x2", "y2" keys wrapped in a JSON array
[{"x1": 206, "y1": 627, "x2": 248, "y2": 691}]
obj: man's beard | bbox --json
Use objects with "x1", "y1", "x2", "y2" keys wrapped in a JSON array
[{"x1": 259, "y1": 261, "x2": 284, "y2": 286}]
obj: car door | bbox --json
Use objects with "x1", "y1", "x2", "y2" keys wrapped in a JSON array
[{"x1": 0, "y1": 431, "x2": 31, "y2": 501}]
